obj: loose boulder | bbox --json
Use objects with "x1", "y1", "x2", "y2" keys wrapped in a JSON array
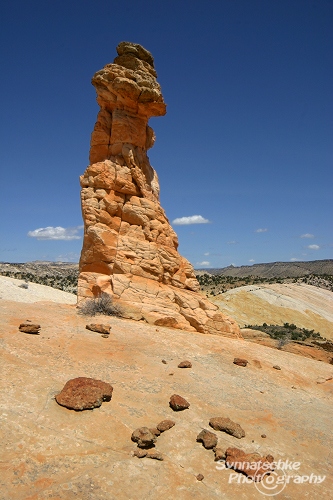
[
  {"x1": 178, "y1": 360, "x2": 192, "y2": 368},
  {"x1": 86, "y1": 323, "x2": 111, "y2": 334},
  {"x1": 55, "y1": 377, "x2": 113, "y2": 411},
  {"x1": 196, "y1": 429, "x2": 218, "y2": 449},
  {"x1": 209, "y1": 417, "x2": 245, "y2": 439},
  {"x1": 233, "y1": 358, "x2": 248, "y2": 367},
  {"x1": 169, "y1": 394, "x2": 190, "y2": 411},
  {"x1": 131, "y1": 427, "x2": 156, "y2": 449},
  {"x1": 19, "y1": 323, "x2": 41, "y2": 334},
  {"x1": 157, "y1": 419, "x2": 176, "y2": 432},
  {"x1": 225, "y1": 447, "x2": 274, "y2": 481}
]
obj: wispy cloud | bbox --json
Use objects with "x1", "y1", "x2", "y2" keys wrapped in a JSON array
[
  {"x1": 227, "y1": 240, "x2": 238, "y2": 245},
  {"x1": 196, "y1": 261, "x2": 210, "y2": 267},
  {"x1": 255, "y1": 228, "x2": 268, "y2": 233},
  {"x1": 56, "y1": 253, "x2": 80, "y2": 262},
  {"x1": 301, "y1": 233, "x2": 314, "y2": 238},
  {"x1": 307, "y1": 244, "x2": 320, "y2": 250},
  {"x1": 172, "y1": 215, "x2": 210, "y2": 225},
  {"x1": 249, "y1": 259, "x2": 255, "y2": 262},
  {"x1": 204, "y1": 252, "x2": 210, "y2": 256},
  {"x1": 290, "y1": 258, "x2": 300, "y2": 262},
  {"x1": 28, "y1": 226, "x2": 83, "y2": 241}
]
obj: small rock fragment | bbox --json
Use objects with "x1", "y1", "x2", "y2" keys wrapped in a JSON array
[
  {"x1": 209, "y1": 417, "x2": 245, "y2": 439},
  {"x1": 225, "y1": 447, "x2": 274, "y2": 481},
  {"x1": 19, "y1": 323, "x2": 41, "y2": 334},
  {"x1": 101, "y1": 334, "x2": 109, "y2": 338},
  {"x1": 55, "y1": 377, "x2": 113, "y2": 411},
  {"x1": 86, "y1": 324, "x2": 111, "y2": 334},
  {"x1": 169, "y1": 394, "x2": 190, "y2": 411},
  {"x1": 131, "y1": 427, "x2": 156, "y2": 448},
  {"x1": 214, "y1": 447, "x2": 225, "y2": 461},
  {"x1": 133, "y1": 449, "x2": 147, "y2": 458},
  {"x1": 196, "y1": 429, "x2": 218, "y2": 449},
  {"x1": 146, "y1": 451, "x2": 163, "y2": 460},
  {"x1": 162, "y1": 359, "x2": 167, "y2": 364},
  {"x1": 149, "y1": 427, "x2": 161, "y2": 437},
  {"x1": 178, "y1": 360, "x2": 192, "y2": 368},
  {"x1": 273, "y1": 365, "x2": 281, "y2": 370},
  {"x1": 196, "y1": 474, "x2": 204, "y2": 481},
  {"x1": 169, "y1": 373, "x2": 174, "y2": 376},
  {"x1": 261, "y1": 434, "x2": 267, "y2": 438},
  {"x1": 157, "y1": 419, "x2": 176, "y2": 432},
  {"x1": 233, "y1": 358, "x2": 248, "y2": 367}
]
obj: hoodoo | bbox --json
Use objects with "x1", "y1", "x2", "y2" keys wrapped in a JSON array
[{"x1": 78, "y1": 42, "x2": 240, "y2": 337}]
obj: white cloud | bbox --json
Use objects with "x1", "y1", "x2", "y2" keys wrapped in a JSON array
[
  {"x1": 56, "y1": 253, "x2": 80, "y2": 262},
  {"x1": 204, "y1": 252, "x2": 210, "y2": 256},
  {"x1": 255, "y1": 228, "x2": 268, "y2": 233},
  {"x1": 290, "y1": 258, "x2": 300, "y2": 262},
  {"x1": 307, "y1": 244, "x2": 320, "y2": 250},
  {"x1": 28, "y1": 226, "x2": 83, "y2": 241},
  {"x1": 249, "y1": 259, "x2": 255, "y2": 262},
  {"x1": 301, "y1": 233, "x2": 314, "y2": 238},
  {"x1": 196, "y1": 261, "x2": 210, "y2": 267},
  {"x1": 227, "y1": 240, "x2": 237, "y2": 245},
  {"x1": 172, "y1": 215, "x2": 210, "y2": 225}
]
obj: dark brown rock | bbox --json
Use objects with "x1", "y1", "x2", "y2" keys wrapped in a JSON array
[
  {"x1": 161, "y1": 359, "x2": 167, "y2": 364},
  {"x1": 86, "y1": 323, "x2": 111, "y2": 334},
  {"x1": 178, "y1": 360, "x2": 192, "y2": 368},
  {"x1": 169, "y1": 394, "x2": 190, "y2": 411},
  {"x1": 233, "y1": 358, "x2": 248, "y2": 367},
  {"x1": 225, "y1": 447, "x2": 274, "y2": 481},
  {"x1": 157, "y1": 419, "x2": 176, "y2": 432},
  {"x1": 196, "y1": 474, "x2": 204, "y2": 481},
  {"x1": 273, "y1": 365, "x2": 281, "y2": 370},
  {"x1": 261, "y1": 434, "x2": 267, "y2": 438},
  {"x1": 19, "y1": 323, "x2": 41, "y2": 334},
  {"x1": 149, "y1": 427, "x2": 161, "y2": 437},
  {"x1": 196, "y1": 429, "x2": 218, "y2": 449},
  {"x1": 131, "y1": 427, "x2": 156, "y2": 448},
  {"x1": 209, "y1": 417, "x2": 245, "y2": 439},
  {"x1": 55, "y1": 377, "x2": 113, "y2": 411}
]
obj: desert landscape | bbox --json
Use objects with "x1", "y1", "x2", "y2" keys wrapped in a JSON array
[{"x1": 1, "y1": 38, "x2": 332, "y2": 500}]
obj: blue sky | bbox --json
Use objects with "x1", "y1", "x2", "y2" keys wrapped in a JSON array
[{"x1": 1, "y1": 0, "x2": 332, "y2": 268}]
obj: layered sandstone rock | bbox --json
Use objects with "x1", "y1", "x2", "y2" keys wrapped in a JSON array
[{"x1": 78, "y1": 41, "x2": 240, "y2": 337}]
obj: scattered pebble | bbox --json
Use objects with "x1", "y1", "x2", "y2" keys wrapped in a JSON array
[
  {"x1": 131, "y1": 427, "x2": 156, "y2": 448},
  {"x1": 178, "y1": 360, "x2": 192, "y2": 368},
  {"x1": 157, "y1": 420, "x2": 176, "y2": 432},
  {"x1": 146, "y1": 451, "x2": 163, "y2": 461},
  {"x1": 209, "y1": 417, "x2": 245, "y2": 439},
  {"x1": 261, "y1": 434, "x2": 267, "y2": 438},
  {"x1": 233, "y1": 358, "x2": 248, "y2": 367},
  {"x1": 196, "y1": 474, "x2": 204, "y2": 481},
  {"x1": 133, "y1": 449, "x2": 147, "y2": 458},
  {"x1": 273, "y1": 365, "x2": 281, "y2": 370},
  {"x1": 149, "y1": 427, "x2": 161, "y2": 437},
  {"x1": 162, "y1": 359, "x2": 167, "y2": 364},
  {"x1": 19, "y1": 323, "x2": 41, "y2": 334},
  {"x1": 55, "y1": 377, "x2": 113, "y2": 411},
  {"x1": 86, "y1": 323, "x2": 111, "y2": 334}
]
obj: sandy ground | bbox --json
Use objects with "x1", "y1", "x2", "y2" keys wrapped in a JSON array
[
  {"x1": 212, "y1": 283, "x2": 333, "y2": 338},
  {"x1": 0, "y1": 282, "x2": 333, "y2": 499}
]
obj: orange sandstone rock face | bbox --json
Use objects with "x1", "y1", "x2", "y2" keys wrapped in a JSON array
[{"x1": 78, "y1": 42, "x2": 240, "y2": 337}]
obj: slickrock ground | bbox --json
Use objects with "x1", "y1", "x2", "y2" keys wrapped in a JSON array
[
  {"x1": 212, "y1": 283, "x2": 333, "y2": 339},
  {"x1": 1, "y1": 283, "x2": 332, "y2": 499}
]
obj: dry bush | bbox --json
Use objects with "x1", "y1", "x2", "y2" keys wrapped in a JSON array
[{"x1": 78, "y1": 292, "x2": 122, "y2": 317}]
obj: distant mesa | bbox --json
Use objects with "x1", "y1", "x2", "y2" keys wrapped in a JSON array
[{"x1": 77, "y1": 42, "x2": 240, "y2": 337}]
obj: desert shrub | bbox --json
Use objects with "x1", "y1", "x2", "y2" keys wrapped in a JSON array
[{"x1": 78, "y1": 292, "x2": 122, "y2": 317}]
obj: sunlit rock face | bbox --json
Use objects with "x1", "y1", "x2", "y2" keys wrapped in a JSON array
[{"x1": 78, "y1": 42, "x2": 240, "y2": 337}]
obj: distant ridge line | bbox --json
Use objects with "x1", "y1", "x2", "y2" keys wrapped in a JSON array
[{"x1": 195, "y1": 259, "x2": 333, "y2": 278}]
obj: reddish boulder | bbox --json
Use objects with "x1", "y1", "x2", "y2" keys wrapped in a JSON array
[
  {"x1": 169, "y1": 394, "x2": 190, "y2": 411},
  {"x1": 209, "y1": 417, "x2": 245, "y2": 439},
  {"x1": 196, "y1": 429, "x2": 218, "y2": 449},
  {"x1": 55, "y1": 377, "x2": 113, "y2": 411},
  {"x1": 131, "y1": 427, "x2": 156, "y2": 448},
  {"x1": 157, "y1": 419, "x2": 176, "y2": 432},
  {"x1": 225, "y1": 447, "x2": 274, "y2": 481},
  {"x1": 19, "y1": 323, "x2": 41, "y2": 334},
  {"x1": 86, "y1": 323, "x2": 111, "y2": 334},
  {"x1": 178, "y1": 360, "x2": 192, "y2": 368}
]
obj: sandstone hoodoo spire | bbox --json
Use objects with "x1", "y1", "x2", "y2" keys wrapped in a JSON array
[{"x1": 78, "y1": 41, "x2": 240, "y2": 337}]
